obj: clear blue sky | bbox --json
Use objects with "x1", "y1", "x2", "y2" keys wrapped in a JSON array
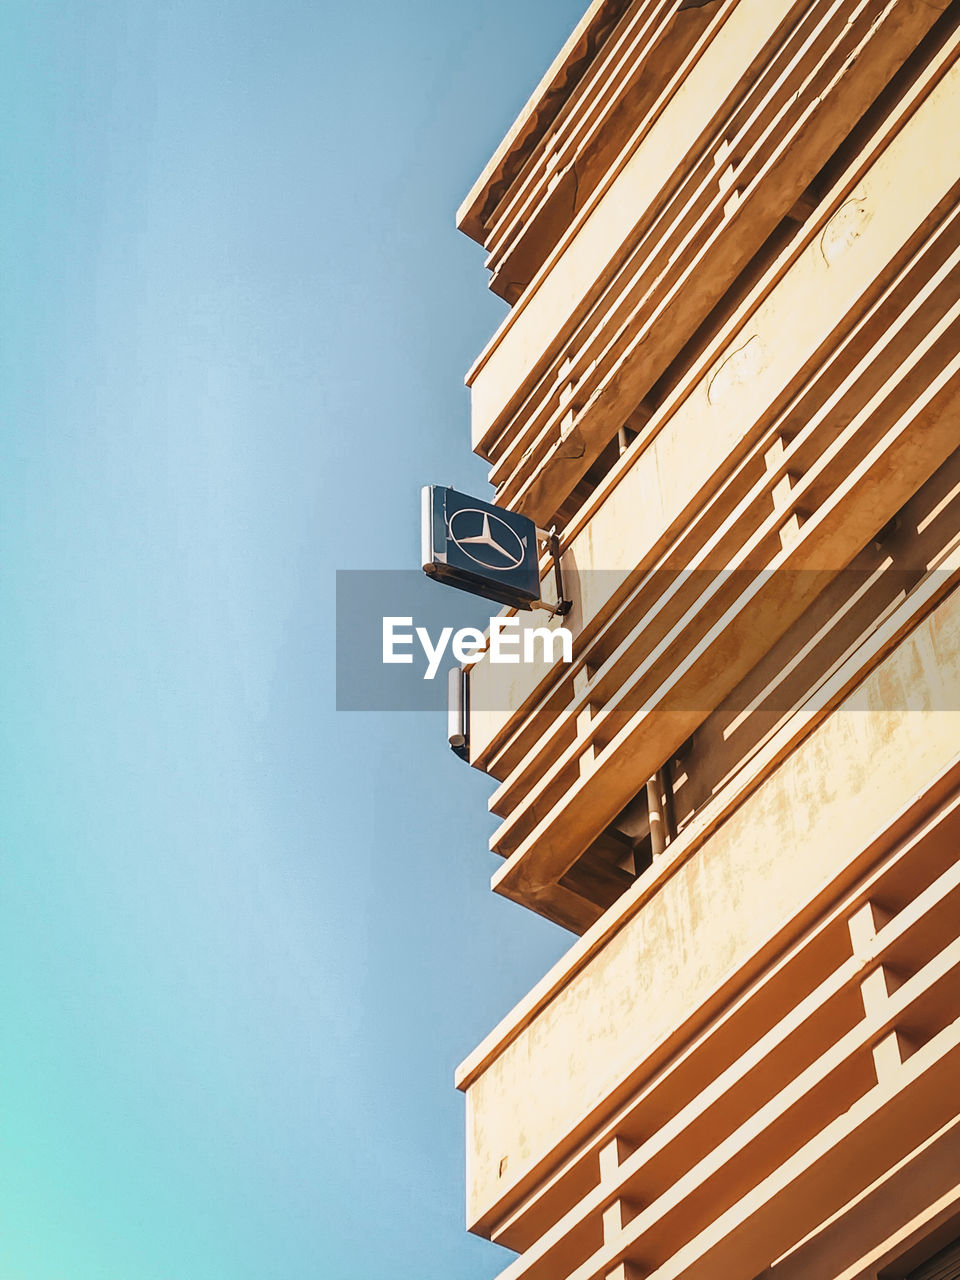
[{"x1": 0, "y1": 2, "x2": 590, "y2": 1277}]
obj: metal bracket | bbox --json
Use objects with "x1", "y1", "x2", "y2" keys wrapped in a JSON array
[{"x1": 534, "y1": 527, "x2": 572, "y2": 616}]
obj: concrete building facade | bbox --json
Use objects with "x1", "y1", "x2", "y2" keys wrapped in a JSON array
[{"x1": 449, "y1": 2, "x2": 960, "y2": 1278}]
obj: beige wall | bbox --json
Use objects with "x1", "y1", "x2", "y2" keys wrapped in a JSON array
[
  {"x1": 467, "y1": 0, "x2": 808, "y2": 451},
  {"x1": 468, "y1": 48, "x2": 960, "y2": 768},
  {"x1": 464, "y1": 581, "x2": 960, "y2": 1226}
]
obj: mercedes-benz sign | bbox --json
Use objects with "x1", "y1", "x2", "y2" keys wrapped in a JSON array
[{"x1": 421, "y1": 486, "x2": 541, "y2": 609}]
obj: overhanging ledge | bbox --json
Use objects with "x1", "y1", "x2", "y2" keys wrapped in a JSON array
[{"x1": 456, "y1": 0, "x2": 631, "y2": 244}]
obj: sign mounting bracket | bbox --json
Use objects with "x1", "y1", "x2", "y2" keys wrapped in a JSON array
[{"x1": 535, "y1": 527, "x2": 572, "y2": 617}]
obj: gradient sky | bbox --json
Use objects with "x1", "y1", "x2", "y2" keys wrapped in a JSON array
[{"x1": 0, "y1": 3, "x2": 591, "y2": 1277}]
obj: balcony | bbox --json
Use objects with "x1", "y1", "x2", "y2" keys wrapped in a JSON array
[
  {"x1": 457, "y1": 583, "x2": 960, "y2": 1279},
  {"x1": 458, "y1": 0, "x2": 722, "y2": 304},
  {"x1": 465, "y1": 0, "x2": 950, "y2": 530},
  {"x1": 463, "y1": 40, "x2": 960, "y2": 929}
]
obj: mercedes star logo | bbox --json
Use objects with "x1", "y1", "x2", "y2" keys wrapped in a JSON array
[{"x1": 448, "y1": 508, "x2": 526, "y2": 572}]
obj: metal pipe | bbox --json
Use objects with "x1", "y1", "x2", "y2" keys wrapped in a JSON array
[
  {"x1": 660, "y1": 761, "x2": 677, "y2": 843},
  {"x1": 646, "y1": 776, "x2": 666, "y2": 858},
  {"x1": 447, "y1": 666, "x2": 469, "y2": 761}
]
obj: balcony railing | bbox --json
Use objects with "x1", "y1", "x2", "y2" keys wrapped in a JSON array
[
  {"x1": 460, "y1": 45, "x2": 960, "y2": 925},
  {"x1": 457, "y1": 597, "x2": 960, "y2": 1277},
  {"x1": 466, "y1": 0, "x2": 949, "y2": 531}
]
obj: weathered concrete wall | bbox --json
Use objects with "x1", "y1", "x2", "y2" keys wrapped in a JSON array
[
  {"x1": 467, "y1": 0, "x2": 807, "y2": 449},
  {"x1": 468, "y1": 51, "x2": 960, "y2": 767},
  {"x1": 465, "y1": 581, "x2": 960, "y2": 1226}
]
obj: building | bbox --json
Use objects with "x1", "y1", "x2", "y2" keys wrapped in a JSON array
[{"x1": 448, "y1": 1, "x2": 960, "y2": 1278}]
